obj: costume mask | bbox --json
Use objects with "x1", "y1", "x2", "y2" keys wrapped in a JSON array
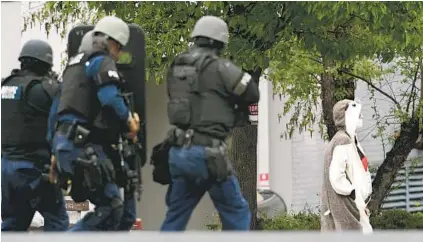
[{"x1": 344, "y1": 99, "x2": 362, "y2": 137}]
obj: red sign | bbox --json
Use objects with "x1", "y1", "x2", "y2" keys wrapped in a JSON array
[
  {"x1": 259, "y1": 173, "x2": 269, "y2": 181},
  {"x1": 249, "y1": 103, "x2": 258, "y2": 115}
]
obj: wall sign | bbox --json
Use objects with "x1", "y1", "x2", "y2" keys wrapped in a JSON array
[{"x1": 249, "y1": 103, "x2": 258, "y2": 125}]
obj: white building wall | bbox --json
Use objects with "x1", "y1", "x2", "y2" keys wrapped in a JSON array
[
  {"x1": 1, "y1": 2, "x2": 22, "y2": 77},
  {"x1": 268, "y1": 89, "x2": 293, "y2": 210},
  {"x1": 257, "y1": 78, "x2": 271, "y2": 189}
]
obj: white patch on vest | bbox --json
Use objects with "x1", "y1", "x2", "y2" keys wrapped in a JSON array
[
  {"x1": 1, "y1": 86, "x2": 19, "y2": 99},
  {"x1": 108, "y1": 70, "x2": 119, "y2": 79},
  {"x1": 68, "y1": 53, "x2": 85, "y2": 66},
  {"x1": 233, "y1": 72, "x2": 252, "y2": 95},
  {"x1": 240, "y1": 72, "x2": 252, "y2": 86}
]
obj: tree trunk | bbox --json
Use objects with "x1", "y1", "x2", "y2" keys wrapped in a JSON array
[
  {"x1": 229, "y1": 125, "x2": 258, "y2": 230},
  {"x1": 320, "y1": 60, "x2": 356, "y2": 140},
  {"x1": 320, "y1": 67, "x2": 337, "y2": 140},
  {"x1": 368, "y1": 118, "x2": 419, "y2": 213}
]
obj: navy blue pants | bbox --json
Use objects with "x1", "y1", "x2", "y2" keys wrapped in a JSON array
[
  {"x1": 1, "y1": 158, "x2": 69, "y2": 231},
  {"x1": 117, "y1": 192, "x2": 137, "y2": 231},
  {"x1": 160, "y1": 145, "x2": 251, "y2": 231},
  {"x1": 52, "y1": 133, "x2": 124, "y2": 231}
]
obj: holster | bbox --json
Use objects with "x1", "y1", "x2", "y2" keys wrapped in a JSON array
[
  {"x1": 204, "y1": 143, "x2": 233, "y2": 182},
  {"x1": 168, "y1": 127, "x2": 233, "y2": 182},
  {"x1": 55, "y1": 122, "x2": 90, "y2": 149},
  {"x1": 74, "y1": 145, "x2": 115, "y2": 197}
]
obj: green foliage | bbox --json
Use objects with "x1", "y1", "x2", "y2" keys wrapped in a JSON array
[
  {"x1": 206, "y1": 210, "x2": 423, "y2": 230},
  {"x1": 260, "y1": 212, "x2": 320, "y2": 230}
]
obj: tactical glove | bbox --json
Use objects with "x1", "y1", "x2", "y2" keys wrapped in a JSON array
[
  {"x1": 127, "y1": 112, "x2": 140, "y2": 142},
  {"x1": 49, "y1": 155, "x2": 58, "y2": 184}
]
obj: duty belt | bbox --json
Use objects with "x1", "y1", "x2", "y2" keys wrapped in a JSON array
[
  {"x1": 56, "y1": 122, "x2": 106, "y2": 145},
  {"x1": 172, "y1": 128, "x2": 222, "y2": 148}
]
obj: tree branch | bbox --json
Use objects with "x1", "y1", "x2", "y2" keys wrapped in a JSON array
[
  {"x1": 406, "y1": 62, "x2": 419, "y2": 113},
  {"x1": 340, "y1": 69, "x2": 401, "y2": 108}
]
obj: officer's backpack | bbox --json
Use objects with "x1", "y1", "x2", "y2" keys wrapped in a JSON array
[{"x1": 166, "y1": 49, "x2": 217, "y2": 130}]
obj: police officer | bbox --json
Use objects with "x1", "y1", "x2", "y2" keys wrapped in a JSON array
[
  {"x1": 75, "y1": 29, "x2": 139, "y2": 232},
  {"x1": 161, "y1": 15, "x2": 260, "y2": 231},
  {"x1": 67, "y1": 29, "x2": 139, "y2": 231},
  {"x1": 49, "y1": 16, "x2": 141, "y2": 231},
  {"x1": 1, "y1": 40, "x2": 69, "y2": 231}
]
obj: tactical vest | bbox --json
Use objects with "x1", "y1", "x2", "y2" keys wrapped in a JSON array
[
  {"x1": 57, "y1": 51, "x2": 122, "y2": 135},
  {"x1": 1, "y1": 72, "x2": 54, "y2": 146},
  {"x1": 167, "y1": 48, "x2": 237, "y2": 139}
]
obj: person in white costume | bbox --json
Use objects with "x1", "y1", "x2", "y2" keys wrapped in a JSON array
[{"x1": 320, "y1": 99, "x2": 373, "y2": 234}]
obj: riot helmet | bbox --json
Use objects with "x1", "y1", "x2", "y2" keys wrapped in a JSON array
[
  {"x1": 18, "y1": 39, "x2": 53, "y2": 66},
  {"x1": 93, "y1": 16, "x2": 130, "y2": 47},
  {"x1": 191, "y1": 16, "x2": 229, "y2": 44},
  {"x1": 18, "y1": 39, "x2": 53, "y2": 76}
]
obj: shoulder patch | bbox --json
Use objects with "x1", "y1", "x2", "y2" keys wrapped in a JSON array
[
  {"x1": 1, "y1": 85, "x2": 23, "y2": 100},
  {"x1": 68, "y1": 53, "x2": 85, "y2": 66},
  {"x1": 108, "y1": 70, "x2": 119, "y2": 79}
]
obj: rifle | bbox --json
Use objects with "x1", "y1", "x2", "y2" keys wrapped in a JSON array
[{"x1": 119, "y1": 91, "x2": 145, "y2": 202}]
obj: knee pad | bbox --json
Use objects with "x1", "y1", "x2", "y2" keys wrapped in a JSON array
[
  {"x1": 83, "y1": 206, "x2": 113, "y2": 230},
  {"x1": 83, "y1": 197, "x2": 124, "y2": 230},
  {"x1": 110, "y1": 197, "x2": 124, "y2": 227}
]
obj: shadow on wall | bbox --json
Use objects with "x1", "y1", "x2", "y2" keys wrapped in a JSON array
[{"x1": 138, "y1": 81, "x2": 216, "y2": 230}]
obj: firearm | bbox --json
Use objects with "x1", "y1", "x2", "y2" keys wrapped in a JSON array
[{"x1": 119, "y1": 91, "x2": 145, "y2": 201}]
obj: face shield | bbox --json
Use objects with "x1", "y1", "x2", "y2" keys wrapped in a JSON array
[{"x1": 344, "y1": 99, "x2": 363, "y2": 137}]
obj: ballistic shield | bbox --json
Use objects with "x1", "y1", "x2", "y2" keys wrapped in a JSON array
[{"x1": 67, "y1": 24, "x2": 146, "y2": 161}]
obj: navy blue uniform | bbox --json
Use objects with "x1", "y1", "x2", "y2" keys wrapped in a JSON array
[
  {"x1": 49, "y1": 54, "x2": 136, "y2": 231},
  {"x1": 1, "y1": 69, "x2": 69, "y2": 231}
]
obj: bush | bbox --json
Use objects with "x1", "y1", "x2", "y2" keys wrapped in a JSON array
[
  {"x1": 370, "y1": 209, "x2": 423, "y2": 229},
  {"x1": 205, "y1": 209, "x2": 423, "y2": 230},
  {"x1": 259, "y1": 212, "x2": 320, "y2": 230}
]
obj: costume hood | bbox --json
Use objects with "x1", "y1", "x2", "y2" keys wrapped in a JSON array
[{"x1": 333, "y1": 99, "x2": 363, "y2": 138}]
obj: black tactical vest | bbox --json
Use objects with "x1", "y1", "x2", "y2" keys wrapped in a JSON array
[
  {"x1": 167, "y1": 48, "x2": 237, "y2": 139},
  {"x1": 57, "y1": 51, "x2": 122, "y2": 137},
  {"x1": 1, "y1": 72, "x2": 52, "y2": 145}
]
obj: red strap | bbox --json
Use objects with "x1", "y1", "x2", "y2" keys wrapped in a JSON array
[{"x1": 361, "y1": 156, "x2": 369, "y2": 171}]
